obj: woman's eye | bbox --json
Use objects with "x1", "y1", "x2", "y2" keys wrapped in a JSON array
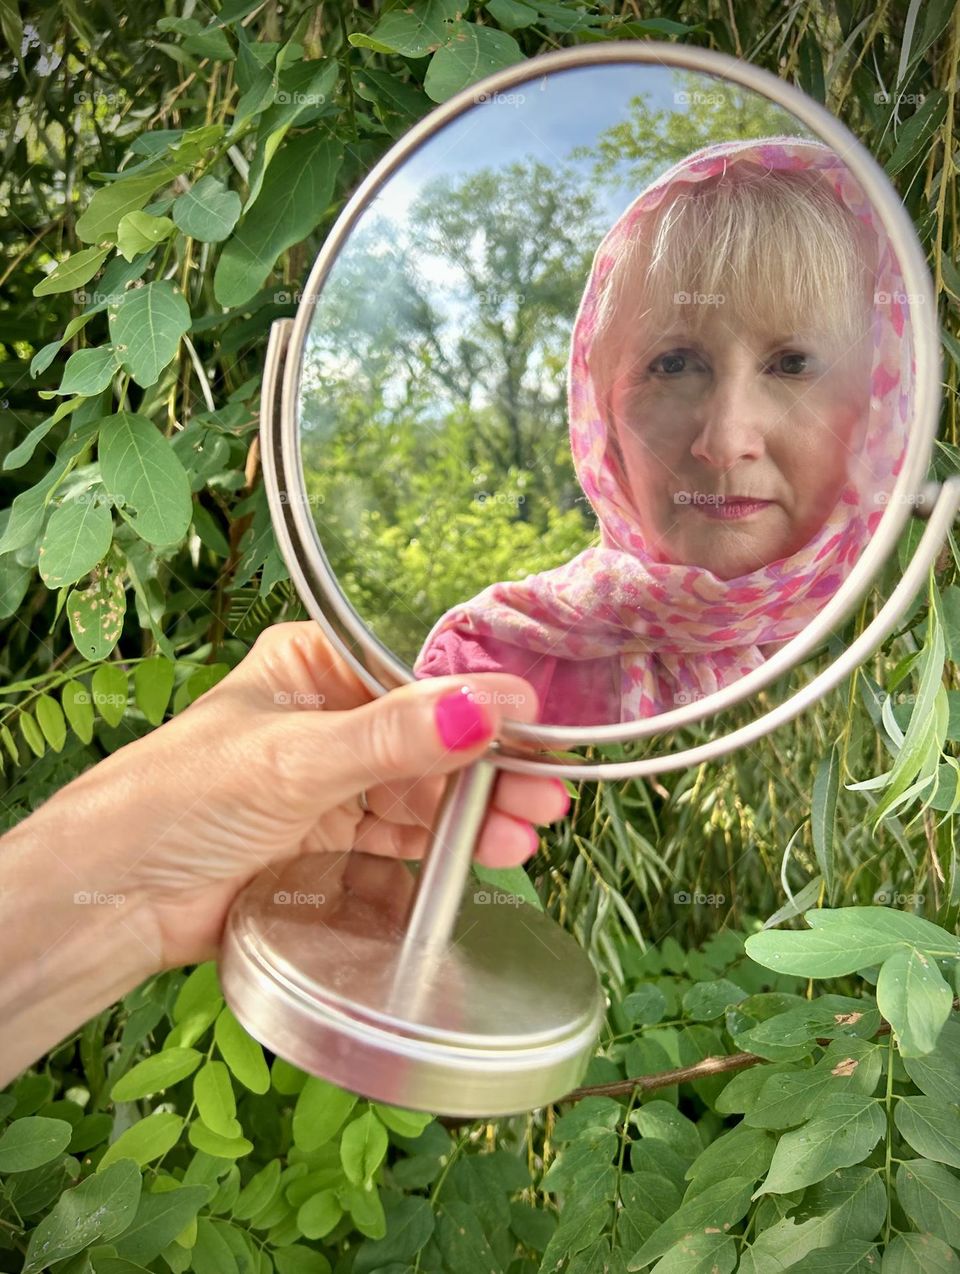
[
  {"x1": 770, "y1": 351, "x2": 810, "y2": 375},
  {"x1": 648, "y1": 349, "x2": 704, "y2": 375}
]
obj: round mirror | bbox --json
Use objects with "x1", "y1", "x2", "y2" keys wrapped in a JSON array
[
  {"x1": 278, "y1": 47, "x2": 939, "y2": 753},
  {"x1": 222, "y1": 43, "x2": 954, "y2": 1117}
]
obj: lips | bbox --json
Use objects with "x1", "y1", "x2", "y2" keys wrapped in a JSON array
[{"x1": 701, "y1": 497, "x2": 773, "y2": 521}]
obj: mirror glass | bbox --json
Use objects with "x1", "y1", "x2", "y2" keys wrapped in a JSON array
[{"x1": 296, "y1": 63, "x2": 915, "y2": 727}]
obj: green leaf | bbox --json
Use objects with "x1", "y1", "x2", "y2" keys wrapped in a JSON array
[
  {"x1": 76, "y1": 166, "x2": 178, "y2": 243},
  {"x1": 0, "y1": 1116, "x2": 73, "y2": 1172},
  {"x1": 292, "y1": 1076, "x2": 357, "y2": 1151},
  {"x1": 213, "y1": 134, "x2": 342, "y2": 308},
  {"x1": 91, "y1": 663, "x2": 128, "y2": 726},
  {"x1": 812, "y1": 744, "x2": 839, "y2": 900},
  {"x1": 34, "y1": 694, "x2": 67, "y2": 752},
  {"x1": 99, "y1": 412, "x2": 193, "y2": 545},
  {"x1": 233, "y1": 1159, "x2": 282, "y2": 1221},
  {"x1": 422, "y1": 22, "x2": 524, "y2": 103},
  {"x1": 744, "y1": 1039, "x2": 882, "y2": 1130},
  {"x1": 45, "y1": 346, "x2": 120, "y2": 396},
  {"x1": 903, "y1": 1018, "x2": 960, "y2": 1102},
  {"x1": 350, "y1": 0, "x2": 460, "y2": 56},
  {"x1": 108, "y1": 282, "x2": 191, "y2": 388},
  {"x1": 116, "y1": 210, "x2": 175, "y2": 261},
  {"x1": 20, "y1": 710, "x2": 45, "y2": 758},
  {"x1": 68, "y1": 555, "x2": 126, "y2": 660},
  {"x1": 683, "y1": 1125, "x2": 774, "y2": 1195},
  {"x1": 39, "y1": 497, "x2": 113, "y2": 588},
  {"x1": 745, "y1": 906, "x2": 960, "y2": 977},
  {"x1": 645, "y1": 1230, "x2": 738, "y2": 1273},
  {"x1": 738, "y1": 1165, "x2": 885, "y2": 1273},
  {"x1": 133, "y1": 656, "x2": 176, "y2": 726},
  {"x1": 755, "y1": 1094, "x2": 885, "y2": 1195},
  {"x1": 876, "y1": 947, "x2": 954, "y2": 1057},
  {"x1": 682, "y1": 978, "x2": 748, "y2": 1021},
  {"x1": 353, "y1": 1196, "x2": 434, "y2": 1273},
  {"x1": 98, "y1": 1113, "x2": 184, "y2": 1171},
  {"x1": 895, "y1": 1097, "x2": 960, "y2": 1169},
  {"x1": 896, "y1": 1160, "x2": 960, "y2": 1248},
  {"x1": 171, "y1": 175, "x2": 242, "y2": 242},
  {"x1": 33, "y1": 246, "x2": 112, "y2": 297},
  {"x1": 22, "y1": 1159, "x2": 141, "y2": 1274},
  {"x1": 111, "y1": 1048, "x2": 203, "y2": 1101},
  {"x1": 886, "y1": 90, "x2": 947, "y2": 176},
  {"x1": 174, "y1": 961, "x2": 223, "y2": 1023},
  {"x1": 371, "y1": 1103, "x2": 434, "y2": 1137},
  {"x1": 111, "y1": 1184, "x2": 210, "y2": 1266},
  {"x1": 187, "y1": 1120, "x2": 253, "y2": 1159},
  {"x1": 273, "y1": 1245, "x2": 333, "y2": 1274},
  {"x1": 882, "y1": 1232, "x2": 960, "y2": 1272},
  {"x1": 297, "y1": 1188, "x2": 343, "y2": 1239},
  {"x1": 339, "y1": 1110, "x2": 388, "y2": 1186},
  {"x1": 214, "y1": 1006, "x2": 270, "y2": 1093},
  {"x1": 622, "y1": 983, "x2": 667, "y2": 1026},
  {"x1": 193, "y1": 1062, "x2": 240, "y2": 1139},
  {"x1": 625, "y1": 1177, "x2": 754, "y2": 1270}
]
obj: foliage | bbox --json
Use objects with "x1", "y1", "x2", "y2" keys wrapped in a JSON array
[
  {"x1": 2, "y1": 0, "x2": 960, "y2": 1271},
  {"x1": 4, "y1": 910, "x2": 960, "y2": 1270}
]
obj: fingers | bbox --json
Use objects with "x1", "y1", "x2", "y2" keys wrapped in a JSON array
[
  {"x1": 274, "y1": 671, "x2": 541, "y2": 810},
  {"x1": 361, "y1": 772, "x2": 570, "y2": 830}
]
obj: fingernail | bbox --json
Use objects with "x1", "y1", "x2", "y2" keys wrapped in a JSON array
[
  {"x1": 525, "y1": 822, "x2": 540, "y2": 854},
  {"x1": 435, "y1": 687, "x2": 493, "y2": 750},
  {"x1": 550, "y1": 779, "x2": 572, "y2": 817}
]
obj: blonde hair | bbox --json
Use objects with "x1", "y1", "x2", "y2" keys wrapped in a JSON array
[{"x1": 589, "y1": 163, "x2": 877, "y2": 409}]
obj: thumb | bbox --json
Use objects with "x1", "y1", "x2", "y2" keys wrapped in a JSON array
[{"x1": 288, "y1": 673, "x2": 540, "y2": 800}]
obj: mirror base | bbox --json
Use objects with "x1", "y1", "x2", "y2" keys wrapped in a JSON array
[{"x1": 219, "y1": 850, "x2": 605, "y2": 1117}]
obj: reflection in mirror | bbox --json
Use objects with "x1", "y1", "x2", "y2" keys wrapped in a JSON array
[{"x1": 298, "y1": 64, "x2": 913, "y2": 727}]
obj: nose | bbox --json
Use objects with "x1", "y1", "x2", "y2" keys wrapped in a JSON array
[{"x1": 689, "y1": 362, "x2": 770, "y2": 471}]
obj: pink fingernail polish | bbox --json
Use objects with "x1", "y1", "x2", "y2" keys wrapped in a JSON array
[
  {"x1": 551, "y1": 779, "x2": 572, "y2": 816},
  {"x1": 435, "y1": 687, "x2": 492, "y2": 750}
]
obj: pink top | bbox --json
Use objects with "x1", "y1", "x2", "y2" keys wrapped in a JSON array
[{"x1": 414, "y1": 137, "x2": 913, "y2": 725}]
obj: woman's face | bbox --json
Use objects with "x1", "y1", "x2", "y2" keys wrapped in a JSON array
[{"x1": 606, "y1": 308, "x2": 873, "y2": 580}]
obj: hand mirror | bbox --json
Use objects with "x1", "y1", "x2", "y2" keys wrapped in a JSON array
[{"x1": 219, "y1": 42, "x2": 958, "y2": 1116}]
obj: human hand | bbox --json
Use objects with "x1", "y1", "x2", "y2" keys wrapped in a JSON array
[{"x1": 31, "y1": 621, "x2": 569, "y2": 974}]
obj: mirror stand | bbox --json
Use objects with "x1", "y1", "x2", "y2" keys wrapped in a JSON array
[{"x1": 219, "y1": 759, "x2": 605, "y2": 1117}]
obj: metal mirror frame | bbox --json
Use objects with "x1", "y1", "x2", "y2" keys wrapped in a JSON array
[{"x1": 262, "y1": 40, "x2": 959, "y2": 781}]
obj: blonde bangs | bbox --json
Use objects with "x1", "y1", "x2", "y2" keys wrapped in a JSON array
[{"x1": 590, "y1": 165, "x2": 877, "y2": 398}]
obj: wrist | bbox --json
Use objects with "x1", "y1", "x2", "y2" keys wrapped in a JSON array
[{"x1": 0, "y1": 793, "x2": 163, "y2": 1087}]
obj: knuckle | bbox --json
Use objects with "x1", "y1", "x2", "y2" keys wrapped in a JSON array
[{"x1": 363, "y1": 702, "x2": 410, "y2": 778}]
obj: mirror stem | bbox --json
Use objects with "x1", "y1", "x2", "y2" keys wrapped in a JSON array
[{"x1": 389, "y1": 760, "x2": 498, "y2": 1004}]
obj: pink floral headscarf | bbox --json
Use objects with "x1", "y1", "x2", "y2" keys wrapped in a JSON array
[{"x1": 414, "y1": 136, "x2": 913, "y2": 722}]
